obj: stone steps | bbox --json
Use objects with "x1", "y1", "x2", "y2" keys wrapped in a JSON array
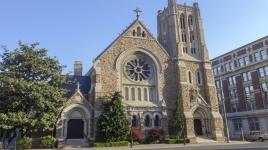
[
  {"x1": 64, "y1": 139, "x2": 89, "y2": 148},
  {"x1": 196, "y1": 136, "x2": 218, "y2": 144}
]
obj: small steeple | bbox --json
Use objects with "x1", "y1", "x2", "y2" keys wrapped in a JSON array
[
  {"x1": 76, "y1": 81, "x2": 80, "y2": 92},
  {"x1": 134, "y1": 8, "x2": 142, "y2": 19},
  {"x1": 168, "y1": 0, "x2": 177, "y2": 6}
]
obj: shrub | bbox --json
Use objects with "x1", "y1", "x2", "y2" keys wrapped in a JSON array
[
  {"x1": 16, "y1": 137, "x2": 32, "y2": 149},
  {"x1": 146, "y1": 128, "x2": 165, "y2": 143},
  {"x1": 131, "y1": 128, "x2": 144, "y2": 143},
  {"x1": 40, "y1": 135, "x2": 56, "y2": 148},
  {"x1": 93, "y1": 141, "x2": 129, "y2": 147}
]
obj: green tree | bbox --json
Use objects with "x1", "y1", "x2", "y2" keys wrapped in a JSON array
[
  {"x1": 0, "y1": 42, "x2": 67, "y2": 138},
  {"x1": 96, "y1": 92, "x2": 130, "y2": 142},
  {"x1": 170, "y1": 95, "x2": 184, "y2": 138}
]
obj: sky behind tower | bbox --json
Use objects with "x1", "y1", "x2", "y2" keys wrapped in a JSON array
[{"x1": 0, "y1": 0, "x2": 268, "y2": 74}]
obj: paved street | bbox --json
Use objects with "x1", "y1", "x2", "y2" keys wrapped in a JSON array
[{"x1": 85, "y1": 141, "x2": 268, "y2": 150}]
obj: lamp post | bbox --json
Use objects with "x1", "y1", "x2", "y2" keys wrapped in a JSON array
[{"x1": 219, "y1": 76, "x2": 230, "y2": 143}]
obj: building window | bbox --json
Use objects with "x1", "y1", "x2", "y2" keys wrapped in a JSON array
[
  {"x1": 125, "y1": 87, "x2": 129, "y2": 101},
  {"x1": 137, "y1": 26, "x2": 142, "y2": 37},
  {"x1": 132, "y1": 30, "x2": 136, "y2": 36},
  {"x1": 154, "y1": 115, "x2": 161, "y2": 127},
  {"x1": 244, "y1": 56, "x2": 250, "y2": 65},
  {"x1": 248, "y1": 118, "x2": 260, "y2": 131},
  {"x1": 213, "y1": 66, "x2": 222, "y2": 76},
  {"x1": 144, "y1": 88, "x2": 148, "y2": 101},
  {"x1": 228, "y1": 76, "x2": 236, "y2": 86},
  {"x1": 224, "y1": 63, "x2": 230, "y2": 72},
  {"x1": 149, "y1": 88, "x2": 153, "y2": 102},
  {"x1": 191, "y1": 48, "x2": 196, "y2": 54},
  {"x1": 183, "y1": 47, "x2": 188, "y2": 53},
  {"x1": 215, "y1": 80, "x2": 222, "y2": 89},
  {"x1": 237, "y1": 56, "x2": 250, "y2": 68},
  {"x1": 258, "y1": 66, "x2": 268, "y2": 77},
  {"x1": 190, "y1": 31, "x2": 194, "y2": 43},
  {"x1": 188, "y1": 15, "x2": 193, "y2": 27},
  {"x1": 142, "y1": 31, "x2": 146, "y2": 37},
  {"x1": 188, "y1": 71, "x2": 192, "y2": 84},
  {"x1": 132, "y1": 115, "x2": 138, "y2": 127},
  {"x1": 230, "y1": 61, "x2": 235, "y2": 70},
  {"x1": 145, "y1": 115, "x2": 151, "y2": 127},
  {"x1": 233, "y1": 119, "x2": 243, "y2": 131},
  {"x1": 229, "y1": 89, "x2": 238, "y2": 99},
  {"x1": 217, "y1": 93, "x2": 222, "y2": 101},
  {"x1": 138, "y1": 88, "x2": 142, "y2": 101},
  {"x1": 255, "y1": 50, "x2": 267, "y2": 62},
  {"x1": 261, "y1": 82, "x2": 268, "y2": 92},
  {"x1": 197, "y1": 71, "x2": 202, "y2": 85},
  {"x1": 244, "y1": 85, "x2": 254, "y2": 96},
  {"x1": 180, "y1": 13, "x2": 186, "y2": 29},
  {"x1": 131, "y1": 87, "x2": 135, "y2": 100},
  {"x1": 261, "y1": 50, "x2": 267, "y2": 59},
  {"x1": 243, "y1": 72, "x2": 252, "y2": 81},
  {"x1": 182, "y1": 32, "x2": 187, "y2": 42}
]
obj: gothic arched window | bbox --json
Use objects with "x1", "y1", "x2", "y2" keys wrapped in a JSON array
[
  {"x1": 144, "y1": 88, "x2": 148, "y2": 101},
  {"x1": 138, "y1": 88, "x2": 142, "y2": 101},
  {"x1": 188, "y1": 71, "x2": 192, "y2": 84},
  {"x1": 142, "y1": 31, "x2": 146, "y2": 37},
  {"x1": 125, "y1": 87, "x2": 129, "y2": 101},
  {"x1": 132, "y1": 30, "x2": 136, "y2": 36},
  {"x1": 180, "y1": 13, "x2": 186, "y2": 29},
  {"x1": 132, "y1": 115, "x2": 138, "y2": 127},
  {"x1": 154, "y1": 115, "x2": 160, "y2": 127},
  {"x1": 137, "y1": 27, "x2": 142, "y2": 37},
  {"x1": 131, "y1": 87, "x2": 135, "y2": 100},
  {"x1": 188, "y1": 15, "x2": 193, "y2": 27},
  {"x1": 145, "y1": 115, "x2": 151, "y2": 127},
  {"x1": 197, "y1": 71, "x2": 202, "y2": 85}
]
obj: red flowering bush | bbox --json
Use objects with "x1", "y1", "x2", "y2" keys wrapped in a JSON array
[
  {"x1": 131, "y1": 128, "x2": 144, "y2": 143},
  {"x1": 147, "y1": 128, "x2": 165, "y2": 143}
]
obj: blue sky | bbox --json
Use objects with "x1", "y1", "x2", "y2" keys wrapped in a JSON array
[{"x1": 0, "y1": 0, "x2": 268, "y2": 74}]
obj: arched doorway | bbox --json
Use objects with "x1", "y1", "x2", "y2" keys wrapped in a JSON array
[
  {"x1": 194, "y1": 113, "x2": 203, "y2": 136},
  {"x1": 193, "y1": 107, "x2": 210, "y2": 137},
  {"x1": 67, "y1": 119, "x2": 84, "y2": 139}
]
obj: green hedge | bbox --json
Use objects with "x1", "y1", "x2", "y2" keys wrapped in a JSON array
[
  {"x1": 40, "y1": 135, "x2": 56, "y2": 148},
  {"x1": 165, "y1": 138, "x2": 190, "y2": 144},
  {"x1": 16, "y1": 137, "x2": 32, "y2": 149},
  {"x1": 94, "y1": 141, "x2": 129, "y2": 147}
]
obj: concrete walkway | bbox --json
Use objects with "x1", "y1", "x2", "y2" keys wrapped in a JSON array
[{"x1": 59, "y1": 141, "x2": 250, "y2": 150}]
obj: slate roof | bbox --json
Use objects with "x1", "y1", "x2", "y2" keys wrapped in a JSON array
[{"x1": 62, "y1": 75, "x2": 91, "y2": 97}]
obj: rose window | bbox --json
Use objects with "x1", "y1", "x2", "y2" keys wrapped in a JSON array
[{"x1": 125, "y1": 59, "x2": 151, "y2": 81}]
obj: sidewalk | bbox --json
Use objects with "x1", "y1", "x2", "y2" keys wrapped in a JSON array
[{"x1": 61, "y1": 141, "x2": 250, "y2": 150}]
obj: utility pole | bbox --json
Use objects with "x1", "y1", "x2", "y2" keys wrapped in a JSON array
[{"x1": 219, "y1": 76, "x2": 230, "y2": 143}]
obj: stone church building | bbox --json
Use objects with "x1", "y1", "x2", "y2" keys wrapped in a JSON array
[{"x1": 56, "y1": 0, "x2": 225, "y2": 143}]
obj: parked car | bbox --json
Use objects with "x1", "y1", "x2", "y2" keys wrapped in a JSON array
[{"x1": 245, "y1": 131, "x2": 268, "y2": 142}]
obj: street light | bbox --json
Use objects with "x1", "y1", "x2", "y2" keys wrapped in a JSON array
[{"x1": 219, "y1": 76, "x2": 230, "y2": 143}]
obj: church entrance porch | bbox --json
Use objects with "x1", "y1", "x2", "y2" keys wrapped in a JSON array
[
  {"x1": 194, "y1": 119, "x2": 203, "y2": 136},
  {"x1": 193, "y1": 108, "x2": 211, "y2": 138},
  {"x1": 67, "y1": 119, "x2": 84, "y2": 139}
]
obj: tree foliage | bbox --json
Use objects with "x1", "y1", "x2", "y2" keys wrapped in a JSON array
[
  {"x1": 169, "y1": 95, "x2": 184, "y2": 138},
  {"x1": 96, "y1": 92, "x2": 130, "y2": 142},
  {"x1": 0, "y1": 42, "x2": 67, "y2": 136}
]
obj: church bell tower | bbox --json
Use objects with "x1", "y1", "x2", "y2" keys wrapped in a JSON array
[{"x1": 157, "y1": 0, "x2": 225, "y2": 143}]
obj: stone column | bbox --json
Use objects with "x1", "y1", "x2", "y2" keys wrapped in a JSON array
[{"x1": 184, "y1": 112, "x2": 196, "y2": 143}]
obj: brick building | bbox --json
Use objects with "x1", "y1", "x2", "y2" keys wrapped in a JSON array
[{"x1": 212, "y1": 36, "x2": 268, "y2": 139}]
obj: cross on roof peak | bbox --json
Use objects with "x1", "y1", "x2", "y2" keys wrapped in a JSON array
[{"x1": 134, "y1": 8, "x2": 142, "y2": 19}]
